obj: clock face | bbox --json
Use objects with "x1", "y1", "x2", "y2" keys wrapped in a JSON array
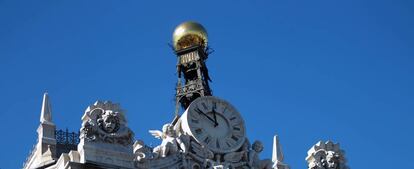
[{"x1": 181, "y1": 96, "x2": 246, "y2": 153}]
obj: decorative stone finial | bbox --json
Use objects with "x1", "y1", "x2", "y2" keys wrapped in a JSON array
[
  {"x1": 272, "y1": 135, "x2": 290, "y2": 169},
  {"x1": 306, "y1": 141, "x2": 349, "y2": 169},
  {"x1": 40, "y1": 92, "x2": 53, "y2": 124}
]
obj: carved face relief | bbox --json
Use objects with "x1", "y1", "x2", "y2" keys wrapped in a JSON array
[
  {"x1": 162, "y1": 123, "x2": 176, "y2": 137},
  {"x1": 80, "y1": 102, "x2": 134, "y2": 146},
  {"x1": 325, "y1": 151, "x2": 339, "y2": 169},
  {"x1": 252, "y1": 141, "x2": 264, "y2": 153},
  {"x1": 307, "y1": 141, "x2": 348, "y2": 169},
  {"x1": 98, "y1": 110, "x2": 120, "y2": 133}
]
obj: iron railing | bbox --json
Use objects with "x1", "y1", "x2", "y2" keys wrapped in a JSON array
[{"x1": 55, "y1": 128, "x2": 80, "y2": 145}]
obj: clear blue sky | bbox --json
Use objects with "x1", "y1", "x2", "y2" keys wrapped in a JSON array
[{"x1": 1, "y1": 0, "x2": 413, "y2": 168}]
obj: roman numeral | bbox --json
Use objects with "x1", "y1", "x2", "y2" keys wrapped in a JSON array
[
  {"x1": 222, "y1": 107, "x2": 227, "y2": 114},
  {"x1": 226, "y1": 141, "x2": 232, "y2": 147},
  {"x1": 233, "y1": 126, "x2": 241, "y2": 131},
  {"x1": 201, "y1": 102, "x2": 208, "y2": 110},
  {"x1": 230, "y1": 116, "x2": 237, "y2": 121},
  {"x1": 231, "y1": 135, "x2": 239, "y2": 141},
  {"x1": 216, "y1": 139, "x2": 220, "y2": 148},
  {"x1": 191, "y1": 119, "x2": 199, "y2": 123},
  {"x1": 195, "y1": 128, "x2": 202, "y2": 135},
  {"x1": 204, "y1": 136, "x2": 211, "y2": 144}
]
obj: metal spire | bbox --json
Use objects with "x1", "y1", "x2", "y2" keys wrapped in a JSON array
[{"x1": 40, "y1": 92, "x2": 53, "y2": 124}]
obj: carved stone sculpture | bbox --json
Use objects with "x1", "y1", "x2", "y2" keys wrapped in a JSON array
[
  {"x1": 150, "y1": 123, "x2": 180, "y2": 158},
  {"x1": 134, "y1": 140, "x2": 153, "y2": 163},
  {"x1": 80, "y1": 101, "x2": 134, "y2": 146},
  {"x1": 136, "y1": 121, "x2": 290, "y2": 169},
  {"x1": 248, "y1": 141, "x2": 273, "y2": 169},
  {"x1": 306, "y1": 141, "x2": 349, "y2": 169},
  {"x1": 149, "y1": 123, "x2": 190, "y2": 159},
  {"x1": 189, "y1": 141, "x2": 214, "y2": 161},
  {"x1": 78, "y1": 101, "x2": 135, "y2": 168}
]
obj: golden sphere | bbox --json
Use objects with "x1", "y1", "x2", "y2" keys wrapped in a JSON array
[{"x1": 172, "y1": 21, "x2": 208, "y2": 51}]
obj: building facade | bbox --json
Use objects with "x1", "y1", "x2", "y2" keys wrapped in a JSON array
[{"x1": 23, "y1": 22, "x2": 349, "y2": 169}]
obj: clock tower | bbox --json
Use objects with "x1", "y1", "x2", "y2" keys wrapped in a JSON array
[
  {"x1": 22, "y1": 21, "x2": 350, "y2": 169},
  {"x1": 173, "y1": 22, "x2": 213, "y2": 114}
]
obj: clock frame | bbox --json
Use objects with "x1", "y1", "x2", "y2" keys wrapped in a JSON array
[{"x1": 181, "y1": 96, "x2": 246, "y2": 153}]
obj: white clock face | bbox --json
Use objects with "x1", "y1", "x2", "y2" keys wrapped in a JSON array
[{"x1": 181, "y1": 96, "x2": 246, "y2": 153}]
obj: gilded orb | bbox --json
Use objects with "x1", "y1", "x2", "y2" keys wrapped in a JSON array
[{"x1": 172, "y1": 21, "x2": 208, "y2": 51}]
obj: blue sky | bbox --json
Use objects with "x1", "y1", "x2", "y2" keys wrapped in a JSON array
[{"x1": 1, "y1": 0, "x2": 413, "y2": 168}]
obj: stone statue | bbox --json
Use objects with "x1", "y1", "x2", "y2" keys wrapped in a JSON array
[
  {"x1": 248, "y1": 141, "x2": 273, "y2": 169},
  {"x1": 306, "y1": 141, "x2": 349, "y2": 169},
  {"x1": 149, "y1": 123, "x2": 186, "y2": 158}
]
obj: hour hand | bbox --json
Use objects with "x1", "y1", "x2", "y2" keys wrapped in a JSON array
[
  {"x1": 195, "y1": 108, "x2": 217, "y2": 126},
  {"x1": 212, "y1": 104, "x2": 218, "y2": 127}
]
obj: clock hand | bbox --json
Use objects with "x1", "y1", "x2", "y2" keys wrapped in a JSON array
[
  {"x1": 195, "y1": 108, "x2": 216, "y2": 125},
  {"x1": 212, "y1": 105, "x2": 218, "y2": 127}
]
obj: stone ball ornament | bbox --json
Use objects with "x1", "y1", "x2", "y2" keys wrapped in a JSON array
[{"x1": 172, "y1": 21, "x2": 208, "y2": 51}]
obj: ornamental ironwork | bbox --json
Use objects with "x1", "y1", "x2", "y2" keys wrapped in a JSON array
[{"x1": 55, "y1": 129, "x2": 80, "y2": 145}]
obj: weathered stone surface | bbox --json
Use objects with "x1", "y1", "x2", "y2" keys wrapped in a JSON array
[
  {"x1": 306, "y1": 141, "x2": 350, "y2": 169},
  {"x1": 78, "y1": 101, "x2": 135, "y2": 168}
]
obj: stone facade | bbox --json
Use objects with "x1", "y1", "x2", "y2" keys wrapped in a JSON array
[
  {"x1": 23, "y1": 22, "x2": 349, "y2": 169},
  {"x1": 23, "y1": 94, "x2": 349, "y2": 169}
]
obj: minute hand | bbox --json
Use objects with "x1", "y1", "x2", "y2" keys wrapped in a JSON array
[
  {"x1": 212, "y1": 107, "x2": 218, "y2": 127},
  {"x1": 195, "y1": 108, "x2": 217, "y2": 126}
]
